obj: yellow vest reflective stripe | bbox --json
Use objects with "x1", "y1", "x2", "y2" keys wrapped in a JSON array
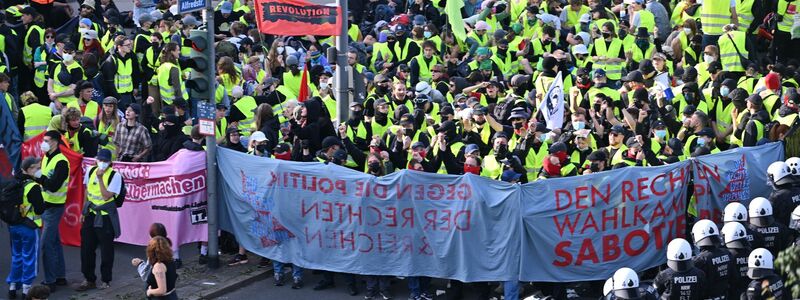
[
  {"x1": 23, "y1": 25, "x2": 44, "y2": 66},
  {"x1": 348, "y1": 24, "x2": 360, "y2": 42},
  {"x1": 114, "y1": 57, "x2": 134, "y2": 93},
  {"x1": 592, "y1": 38, "x2": 624, "y2": 80},
  {"x1": 157, "y1": 62, "x2": 186, "y2": 105},
  {"x1": 22, "y1": 181, "x2": 42, "y2": 227},
  {"x1": 480, "y1": 154, "x2": 503, "y2": 179},
  {"x1": 371, "y1": 119, "x2": 391, "y2": 139},
  {"x1": 736, "y1": 0, "x2": 755, "y2": 31},
  {"x1": 66, "y1": 100, "x2": 99, "y2": 120},
  {"x1": 233, "y1": 96, "x2": 257, "y2": 135},
  {"x1": 739, "y1": 119, "x2": 765, "y2": 143},
  {"x1": 414, "y1": 55, "x2": 440, "y2": 83},
  {"x1": 763, "y1": 93, "x2": 779, "y2": 116},
  {"x1": 636, "y1": 10, "x2": 656, "y2": 33},
  {"x1": 700, "y1": 0, "x2": 730, "y2": 35},
  {"x1": 608, "y1": 145, "x2": 629, "y2": 166},
  {"x1": 346, "y1": 121, "x2": 369, "y2": 141},
  {"x1": 718, "y1": 32, "x2": 747, "y2": 72},
  {"x1": 86, "y1": 167, "x2": 115, "y2": 215},
  {"x1": 468, "y1": 32, "x2": 489, "y2": 47},
  {"x1": 42, "y1": 153, "x2": 69, "y2": 204},
  {"x1": 566, "y1": 6, "x2": 590, "y2": 28},
  {"x1": 180, "y1": 34, "x2": 192, "y2": 57},
  {"x1": 33, "y1": 49, "x2": 47, "y2": 88},
  {"x1": 777, "y1": 0, "x2": 795, "y2": 32},
  {"x1": 53, "y1": 62, "x2": 83, "y2": 104},
  {"x1": 216, "y1": 118, "x2": 228, "y2": 140},
  {"x1": 21, "y1": 103, "x2": 51, "y2": 140}
]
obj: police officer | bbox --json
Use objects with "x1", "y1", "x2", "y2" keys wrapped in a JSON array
[
  {"x1": 690, "y1": 219, "x2": 738, "y2": 299},
  {"x1": 653, "y1": 238, "x2": 707, "y2": 300},
  {"x1": 724, "y1": 202, "x2": 765, "y2": 249},
  {"x1": 721, "y1": 222, "x2": 751, "y2": 299},
  {"x1": 747, "y1": 197, "x2": 792, "y2": 255},
  {"x1": 767, "y1": 161, "x2": 800, "y2": 227},
  {"x1": 743, "y1": 248, "x2": 790, "y2": 300},
  {"x1": 610, "y1": 267, "x2": 657, "y2": 300},
  {"x1": 789, "y1": 206, "x2": 800, "y2": 246}
]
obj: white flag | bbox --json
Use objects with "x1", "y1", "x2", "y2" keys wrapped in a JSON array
[{"x1": 538, "y1": 71, "x2": 564, "y2": 130}]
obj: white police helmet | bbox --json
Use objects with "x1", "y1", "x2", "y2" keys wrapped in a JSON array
[
  {"x1": 767, "y1": 161, "x2": 793, "y2": 186},
  {"x1": 723, "y1": 202, "x2": 748, "y2": 223},
  {"x1": 666, "y1": 238, "x2": 693, "y2": 271},
  {"x1": 785, "y1": 157, "x2": 800, "y2": 175},
  {"x1": 691, "y1": 219, "x2": 721, "y2": 247},
  {"x1": 612, "y1": 267, "x2": 640, "y2": 299},
  {"x1": 747, "y1": 248, "x2": 774, "y2": 279},
  {"x1": 789, "y1": 205, "x2": 800, "y2": 230},
  {"x1": 721, "y1": 222, "x2": 748, "y2": 249},
  {"x1": 748, "y1": 197, "x2": 773, "y2": 227}
]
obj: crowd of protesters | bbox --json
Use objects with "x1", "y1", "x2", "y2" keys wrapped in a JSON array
[{"x1": 1, "y1": 0, "x2": 800, "y2": 298}]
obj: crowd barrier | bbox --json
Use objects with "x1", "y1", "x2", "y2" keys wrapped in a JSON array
[{"x1": 216, "y1": 142, "x2": 784, "y2": 282}]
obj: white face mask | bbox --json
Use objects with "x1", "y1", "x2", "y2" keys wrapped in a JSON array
[
  {"x1": 33, "y1": 169, "x2": 42, "y2": 178},
  {"x1": 98, "y1": 161, "x2": 110, "y2": 170},
  {"x1": 683, "y1": 27, "x2": 692, "y2": 35},
  {"x1": 62, "y1": 53, "x2": 74, "y2": 62},
  {"x1": 320, "y1": 82, "x2": 329, "y2": 90},
  {"x1": 257, "y1": 54, "x2": 265, "y2": 61},
  {"x1": 40, "y1": 141, "x2": 51, "y2": 152},
  {"x1": 572, "y1": 121, "x2": 586, "y2": 130},
  {"x1": 703, "y1": 54, "x2": 714, "y2": 63},
  {"x1": 277, "y1": 46, "x2": 285, "y2": 54}
]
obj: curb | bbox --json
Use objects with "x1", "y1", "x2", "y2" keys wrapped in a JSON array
[{"x1": 186, "y1": 267, "x2": 272, "y2": 300}]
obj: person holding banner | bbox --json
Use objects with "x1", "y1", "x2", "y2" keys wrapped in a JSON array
[
  {"x1": 76, "y1": 149, "x2": 122, "y2": 291},
  {"x1": 36, "y1": 130, "x2": 70, "y2": 291}
]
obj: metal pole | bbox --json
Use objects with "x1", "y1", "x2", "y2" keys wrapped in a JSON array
[
  {"x1": 335, "y1": 0, "x2": 350, "y2": 123},
  {"x1": 204, "y1": 0, "x2": 220, "y2": 270}
]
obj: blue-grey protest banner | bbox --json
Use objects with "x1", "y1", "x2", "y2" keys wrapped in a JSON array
[
  {"x1": 216, "y1": 148, "x2": 522, "y2": 282},
  {"x1": 691, "y1": 142, "x2": 785, "y2": 223},
  {"x1": 519, "y1": 162, "x2": 692, "y2": 282}
]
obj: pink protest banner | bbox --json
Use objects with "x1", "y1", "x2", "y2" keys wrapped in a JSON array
[{"x1": 83, "y1": 149, "x2": 208, "y2": 248}]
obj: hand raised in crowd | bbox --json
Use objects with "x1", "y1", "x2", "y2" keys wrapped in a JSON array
[{"x1": 338, "y1": 124, "x2": 347, "y2": 139}]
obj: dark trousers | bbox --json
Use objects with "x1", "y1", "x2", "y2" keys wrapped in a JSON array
[
  {"x1": 322, "y1": 271, "x2": 356, "y2": 286},
  {"x1": 771, "y1": 30, "x2": 800, "y2": 64},
  {"x1": 80, "y1": 213, "x2": 115, "y2": 283}
]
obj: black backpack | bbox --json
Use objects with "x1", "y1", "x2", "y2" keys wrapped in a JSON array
[
  {"x1": 0, "y1": 178, "x2": 26, "y2": 225},
  {"x1": 88, "y1": 167, "x2": 126, "y2": 208}
]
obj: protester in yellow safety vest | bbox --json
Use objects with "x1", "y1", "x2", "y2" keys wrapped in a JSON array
[
  {"x1": 733, "y1": 94, "x2": 770, "y2": 147},
  {"x1": 560, "y1": 0, "x2": 590, "y2": 30},
  {"x1": 17, "y1": 91, "x2": 51, "y2": 141},
  {"x1": 776, "y1": 88, "x2": 800, "y2": 127},
  {"x1": 467, "y1": 21, "x2": 492, "y2": 56},
  {"x1": 156, "y1": 42, "x2": 187, "y2": 106},
  {"x1": 20, "y1": 7, "x2": 45, "y2": 92},
  {"x1": 628, "y1": 0, "x2": 655, "y2": 34},
  {"x1": 38, "y1": 130, "x2": 70, "y2": 287},
  {"x1": 215, "y1": 104, "x2": 230, "y2": 144},
  {"x1": 67, "y1": 81, "x2": 100, "y2": 120},
  {"x1": 410, "y1": 40, "x2": 442, "y2": 86},
  {"x1": 590, "y1": 22, "x2": 626, "y2": 82},
  {"x1": 95, "y1": 97, "x2": 121, "y2": 160},
  {"x1": 347, "y1": 50, "x2": 367, "y2": 75},
  {"x1": 773, "y1": 0, "x2": 799, "y2": 64},
  {"x1": 7, "y1": 157, "x2": 44, "y2": 297},
  {"x1": 671, "y1": 19, "x2": 700, "y2": 66},
  {"x1": 700, "y1": 0, "x2": 739, "y2": 44},
  {"x1": 75, "y1": 148, "x2": 122, "y2": 292},
  {"x1": 671, "y1": 0, "x2": 701, "y2": 27},
  {"x1": 630, "y1": 28, "x2": 655, "y2": 65},
  {"x1": 60, "y1": 107, "x2": 95, "y2": 156},
  {"x1": 717, "y1": 26, "x2": 748, "y2": 77},
  {"x1": 48, "y1": 42, "x2": 84, "y2": 108},
  {"x1": 101, "y1": 36, "x2": 139, "y2": 110},
  {"x1": 605, "y1": 124, "x2": 628, "y2": 166},
  {"x1": 32, "y1": 28, "x2": 55, "y2": 102}
]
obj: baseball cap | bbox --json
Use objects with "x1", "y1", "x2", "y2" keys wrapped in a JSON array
[
  {"x1": 251, "y1": 131, "x2": 268, "y2": 142},
  {"x1": 437, "y1": 120, "x2": 456, "y2": 133},
  {"x1": 610, "y1": 124, "x2": 626, "y2": 134},
  {"x1": 573, "y1": 44, "x2": 589, "y2": 55},
  {"x1": 273, "y1": 143, "x2": 290, "y2": 153},
  {"x1": 696, "y1": 127, "x2": 716, "y2": 138},
  {"x1": 322, "y1": 136, "x2": 343, "y2": 149},
  {"x1": 626, "y1": 137, "x2": 641, "y2": 148},
  {"x1": 464, "y1": 144, "x2": 480, "y2": 155},
  {"x1": 621, "y1": 70, "x2": 644, "y2": 83},
  {"x1": 220, "y1": 1, "x2": 233, "y2": 13},
  {"x1": 96, "y1": 149, "x2": 112, "y2": 161},
  {"x1": 501, "y1": 170, "x2": 522, "y2": 182},
  {"x1": 439, "y1": 105, "x2": 454, "y2": 116},
  {"x1": 593, "y1": 69, "x2": 607, "y2": 78}
]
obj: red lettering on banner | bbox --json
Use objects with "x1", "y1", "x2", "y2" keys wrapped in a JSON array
[
  {"x1": 439, "y1": 209, "x2": 452, "y2": 231},
  {"x1": 358, "y1": 233, "x2": 373, "y2": 252},
  {"x1": 354, "y1": 181, "x2": 365, "y2": 197},
  {"x1": 651, "y1": 202, "x2": 666, "y2": 221},
  {"x1": 385, "y1": 207, "x2": 397, "y2": 227},
  {"x1": 429, "y1": 184, "x2": 444, "y2": 200},
  {"x1": 603, "y1": 234, "x2": 620, "y2": 261},
  {"x1": 424, "y1": 210, "x2": 436, "y2": 230},
  {"x1": 455, "y1": 210, "x2": 471, "y2": 231},
  {"x1": 556, "y1": 189, "x2": 572, "y2": 211},
  {"x1": 621, "y1": 180, "x2": 634, "y2": 202},
  {"x1": 633, "y1": 204, "x2": 648, "y2": 225},
  {"x1": 651, "y1": 174, "x2": 667, "y2": 196},
  {"x1": 401, "y1": 208, "x2": 414, "y2": 228},
  {"x1": 580, "y1": 211, "x2": 598, "y2": 234},
  {"x1": 575, "y1": 186, "x2": 589, "y2": 209},
  {"x1": 669, "y1": 167, "x2": 686, "y2": 191},
  {"x1": 602, "y1": 207, "x2": 618, "y2": 231},
  {"x1": 697, "y1": 164, "x2": 720, "y2": 182},
  {"x1": 623, "y1": 229, "x2": 649, "y2": 256},
  {"x1": 367, "y1": 206, "x2": 381, "y2": 226},
  {"x1": 320, "y1": 201, "x2": 333, "y2": 222},
  {"x1": 637, "y1": 177, "x2": 649, "y2": 201},
  {"x1": 575, "y1": 239, "x2": 600, "y2": 266},
  {"x1": 553, "y1": 241, "x2": 573, "y2": 267},
  {"x1": 554, "y1": 213, "x2": 581, "y2": 236},
  {"x1": 374, "y1": 184, "x2": 388, "y2": 199}
]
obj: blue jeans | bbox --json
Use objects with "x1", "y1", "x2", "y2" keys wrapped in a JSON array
[
  {"x1": 41, "y1": 207, "x2": 65, "y2": 284},
  {"x1": 504, "y1": 281, "x2": 519, "y2": 300},
  {"x1": 273, "y1": 262, "x2": 302, "y2": 279},
  {"x1": 408, "y1": 277, "x2": 431, "y2": 297},
  {"x1": 6, "y1": 225, "x2": 39, "y2": 286}
]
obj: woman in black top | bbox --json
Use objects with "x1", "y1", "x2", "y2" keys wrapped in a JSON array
[{"x1": 145, "y1": 236, "x2": 178, "y2": 300}]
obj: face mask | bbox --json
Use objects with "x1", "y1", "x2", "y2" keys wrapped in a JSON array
[
  {"x1": 578, "y1": 145, "x2": 590, "y2": 151},
  {"x1": 423, "y1": 31, "x2": 432, "y2": 38},
  {"x1": 538, "y1": 133, "x2": 548, "y2": 143},
  {"x1": 655, "y1": 129, "x2": 667, "y2": 139},
  {"x1": 618, "y1": 29, "x2": 627, "y2": 40},
  {"x1": 495, "y1": 143, "x2": 508, "y2": 154},
  {"x1": 696, "y1": 137, "x2": 706, "y2": 146},
  {"x1": 40, "y1": 141, "x2": 51, "y2": 152},
  {"x1": 602, "y1": 32, "x2": 611, "y2": 39},
  {"x1": 258, "y1": 54, "x2": 265, "y2": 61},
  {"x1": 33, "y1": 169, "x2": 42, "y2": 178},
  {"x1": 684, "y1": 93, "x2": 694, "y2": 102},
  {"x1": 376, "y1": 85, "x2": 389, "y2": 95},
  {"x1": 720, "y1": 87, "x2": 730, "y2": 97},
  {"x1": 274, "y1": 151, "x2": 292, "y2": 160},
  {"x1": 572, "y1": 121, "x2": 586, "y2": 130},
  {"x1": 703, "y1": 54, "x2": 714, "y2": 63},
  {"x1": 590, "y1": 162, "x2": 601, "y2": 172},
  {"x1": 683, "y1": 27, "x2": 692, "y2": 35},
  {"x1": 368, "y1": 161, "x2": 381, "y2": 172},
  {"x1": 463, "y1": 164, "x2": 481, "y2": 175},
  {"x1": 320, "y1": 82, "x2": 329, "y2": 90},
  {"x1": 256, "y1": 144, "x2": 269, "y2": 153},
  {"x1": 350, "y1": 110, "x2": 363, "y2": 120},
  {"x1": 277, "y1": 46, "x2": 284, "y2": 54},
  {"x1": 98, "y1": 161, "x2": 110, "y2": 170},
  {"x1": 513, "y1": 122, "x2": 523, "y2": 130},
  {"x1": 62, "y1": 53, "x2": 74, "y2": 62}
]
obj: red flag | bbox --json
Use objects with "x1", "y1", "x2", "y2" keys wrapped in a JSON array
[
  {"x1": 297, "y1": 63, "x2": 310, "y2": 102},
  {"x1": 255, "y1": 0, "x2": 342, "y2": 36},
  {"x1": 21, "y1": 133, "x2": 84, "y2": 246}
]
